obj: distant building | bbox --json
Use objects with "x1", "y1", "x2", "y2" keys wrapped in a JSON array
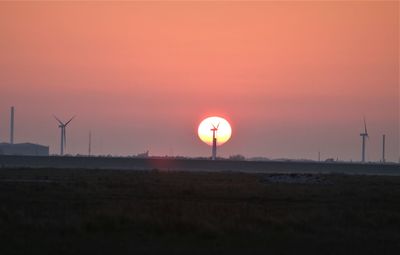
[
  {"x1": 136, "y1": 151, "x2": 149, "y2": 158},
  {"x1": 0, "y1": 143, "x2": 49, "y2": 156}
]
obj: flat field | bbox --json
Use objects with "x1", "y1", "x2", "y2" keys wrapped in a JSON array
[{"x1": 0, "y1": 168, "x2": 399, "y2": 255}]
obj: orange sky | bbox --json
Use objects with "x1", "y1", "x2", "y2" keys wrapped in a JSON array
[{"x1": 0, "y1": 1, "x2": 398, "y2": 161}]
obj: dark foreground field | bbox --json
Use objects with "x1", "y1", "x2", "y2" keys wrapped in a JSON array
[{"x1": 0, "y1": 169, "x2": 399, "y2": 255}]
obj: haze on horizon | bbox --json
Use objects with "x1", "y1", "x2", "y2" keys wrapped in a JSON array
[{"x1": 0, "y1": 1, "x2": 398, "y2": 162}]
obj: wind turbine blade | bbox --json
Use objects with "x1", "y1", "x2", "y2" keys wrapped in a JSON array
[
  {"x1": 216, "y1": 122, "x2": 220, "y2": 129},
  {"x1": 53, "y1": 115, "x2": 64, "y2": 125},
  {"x1": 65, "y1": 116, "x2": 75, "y2": 126},
  {"x1": 363, "y1": 117, "x2": 367, "y2": 134}
]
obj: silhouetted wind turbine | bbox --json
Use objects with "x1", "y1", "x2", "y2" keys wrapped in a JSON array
[
  {"x1": 360, "y1": 117, "x2": 369, "y2": 163},
  {"x1": 211, "y1": 123, "x2": 219, "y2": 160},
  {"x1": 54, "y1": 115, "x2": 75, "y2": 156},
  {"x1": 88, "y1": 131, "x2": 92, "y2": 157},
  {"x1": 382, "y1": 134, "x2": 386, "y2": 163}
]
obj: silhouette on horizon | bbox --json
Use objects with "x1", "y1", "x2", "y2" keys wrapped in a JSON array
[{"x1": 54, "y1": 115, "x2": 75, "y2": 156}]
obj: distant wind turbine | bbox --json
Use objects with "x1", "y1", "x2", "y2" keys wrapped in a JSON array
[
  {"x1": 382, "y1": 134, "x2": 385, "y2": 163},
  {"x1": 211, "y1": 122, "x2": 219, "y2": 160},
  {"x1": 88, "y1": 131, "x2": 92, "y2": 157},
  {"x1": 54, "y1": 115, "x2": 75, "y2": 156},
  {"x1": 360, "y1": 117, "x2": 369, "y2": 163}
]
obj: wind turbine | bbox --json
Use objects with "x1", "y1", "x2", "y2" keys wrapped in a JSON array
[
  {"x1": 88, "y1": 131, "x2": 92, "y2": 157},
  {"x1": 360, "y1": 117, "x2": 369, "y2": 163},
  {"x1": 382, "y1": 134, "x2": 386, "y2": 163},
  {"x1": 211, "y1": 123, "x2": 219, "y2": 160},
  {"x1": 54, "y1": 115, "x2": 75, "y2": 156}
]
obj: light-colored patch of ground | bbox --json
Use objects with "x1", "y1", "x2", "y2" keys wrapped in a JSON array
[{"x1": 261, "y1": 173, "x2": 331, "y2": 184}]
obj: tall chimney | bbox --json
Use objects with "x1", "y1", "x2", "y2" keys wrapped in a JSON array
[{"x1": 10, "y1": 106, "x2": 14, "y2": 144}]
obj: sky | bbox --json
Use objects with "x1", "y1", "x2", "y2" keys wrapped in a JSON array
[{"x1": 0, "y1": 1, "x2": 398, "y2": 162}]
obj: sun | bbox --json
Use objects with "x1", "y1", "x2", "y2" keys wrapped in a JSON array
[{"x1": 198, "y1": 116, "x2": 232, "y2": 146}]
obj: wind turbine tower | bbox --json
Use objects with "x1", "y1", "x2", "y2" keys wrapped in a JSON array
[
  {"x1": 10, "y1": 106, "x2": 14, "y2": 144},
  {"x1": 88, "y1": 131, "x2": 92, "y2": 157},
  {"x1": 54, "y1": 116, "x2": 75, "y2": 156},
  {"x1": 211, "y1": 123, "x2": 219, "y2": 160},
  {"x1": 360, "y1": 118, "x2": 369, "y2": 163},
  {"x1": 382, "y1": 134, "x2": 386, "y2": 163}
]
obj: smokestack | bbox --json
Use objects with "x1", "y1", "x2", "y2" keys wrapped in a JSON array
[{"x1": 10, "y1": 106, "x2": 14, "y2": 144}]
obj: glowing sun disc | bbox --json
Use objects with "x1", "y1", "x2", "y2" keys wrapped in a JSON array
[{"x1": 198, "y1": 116, "x2": 232, "y2": 146}]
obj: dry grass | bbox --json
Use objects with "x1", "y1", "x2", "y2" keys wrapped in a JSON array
[{"x1": 0, "y1": 168, "x2": 399, "y2": 254}]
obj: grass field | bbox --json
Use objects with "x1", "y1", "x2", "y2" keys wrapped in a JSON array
[{"x1": 0, "y1": 168, "x2": 400, "y2": 254}]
